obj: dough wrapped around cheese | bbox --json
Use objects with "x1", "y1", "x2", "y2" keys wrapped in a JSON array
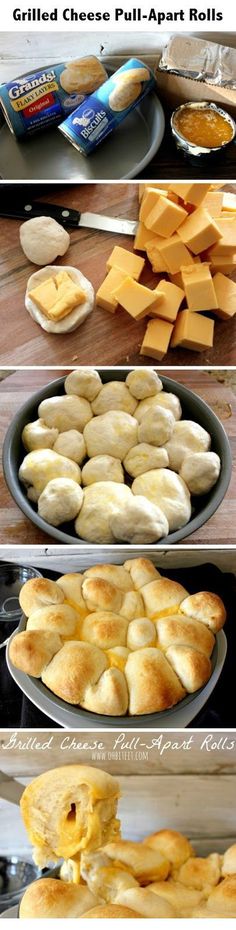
[
  {"x1": 64, "y1": 368, "x2": 102, "y2": 401},
  {"x1": 8, "y1": 630, "x2": 62, "y2": 677},
  {"x1": 82, "y1": 576, "x2": 123, "y2": 613},
  {"x1": 110, "y1": 494, "x2": 169, "y2": 544},
  {"x1": 166, "y1": 644, "x2": 212, "y2": 693},
  {"x1": 81, "y1": 849, "x2": 138, "y2": 902},
  {"x1": 82, "y1": 903, "x2": 142, "y2": 917},
  {"x1": 125, "y1": 648, "x2": 186, "y2": 714},
  {"x1": 102, "y1": 840, "x2": 170, "y2": 885},
  {"x1": 135, "y1": 391, "x2": 182, "y2": 423},
  {"x1": 19, "y1": 878, "x2": 99, "y2": 918},
  {"x1": 127, "y1": 617, "x2": 156, "y2": 650},
  {"x1": 26, "y1": 603, "x2": 80, "y2": 637},
  {"x1": 148, "y1": 879, "x2": 203, "y2": 915},
  {"x1": 125, "y1": 368, "x2": 163, "y2": 399},
  {"x1": 91, "y1": 381, "x2": 137, "y2": 416},
  {"x1": 83, "y1": 564, "x2": 133, "y2": 593},
  {"x1": 156, "y1": 614, "x2": 215, "y2": 657},
  {"x1": 124, "y1": 557, "x2": 161, "y2": 590},
  {"x1": 38, "y1": 478, "x2": 83, "y2": 526},
  {"x1": 84, "y1": 410, "x2": 138, "y2": 460},
  {"x1": 53, "y1": 430, "x2": 86, "y2": 464},
  {"x1": 138, "y1": 405, "x2": 175, "y2": 446},
  {"x1": 56, "y1": 573, "x2": 87, "y2": 613},
  {"x1": 176, "y1": 853, "x2": 221, "y2": 893},
  {"x1": 144, "y1": 829, "x2": 194, "y2": 871},
  {"x1": 116, "y1": 886, "x2": 177, "y2": 917},
  {"x1": 26, "y1": 265, "x2": 94, "y2": 334},
  {"x1": 41, "y1": 641, "x2": 107, "y2": 706},
  {"x1": 181, "y1": 591, "x2": 226, "y2": 633},
  {"x1": 164, "y1": 420, "x2": 211, "y2": 472},
  {"x1": 180, "y1": 451, "x2": 221, "y2": 495},
  {"x1": 222, "y1": 844, "x2": 236, "y2": 877},
  {"x1": 124, "y1": 443, "x2": 169, "y2": 478},
  {"x1": 19, "y1": 576, "x2": 64, "y2": 617},
  {"x1": 80, "y1": 611, "x2": 128, "y2": 648},
  {"x1": 132, "y1": 468, "x2": 191, "y2": 532},
  {"x1": 22, "y1": 418, "x2": 59, "y2": 452},
  {"x1": 75, "y1": 482, "x2": 132, "y2": 544},
  {"x1": 19, "y1": 449, "x2": 81, "y2": 502},
  {"x1": 39, "y1": 394, "x2": 92, "y2": 432},
  {"x1": 141, "y1": 577, "x2": 189, "y2": 619},
  {"x1": 207, "y1": 875, "x2": 236, "y2": 914},
  {"x1": 20, "y1": 764, "x2": 120, "y2": 867},
  {"x1": 81, "y1": 667, "x2": 129, "y2": 716},
  {"x1": 81, "y1": 455, "x2": 124, "y2": 486}
]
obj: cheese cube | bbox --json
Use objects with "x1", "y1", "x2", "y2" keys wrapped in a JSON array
[
  {"x1": 149, "y1": 280, "x2": 185, "y2": 322},
  {"x1": 115, "y1": 277, "x2": 162, "y2": 320},
  {"x1": 146, "y1": 238, "x2": 169, "y2": 272},
  {"x1": 139, "y1": 187, "x2": 167, "y2": 223},
  {"x1": 134, "y1": 222, "x2": 156, "y2": 252},
  {"x1": 139, "y1": 183, "x2": 168, "y2": 202},
  {"x1": 168, "y1": 258, "x2": 201, "y2": 289},
  {"x1": 178, "y1": 208, "x2": 222, "y2": 254},
  {"x1": 206, "y1": 218, "x2": 236, "y2": 256},
  {"x1": 168, "y1": 183, "x2": 211, "y2": 206},
  {"x1": 140, "y1": 318, "x2": 174, "y2": 360},
  {"x1": 106, "y1": 246, "x2": 145, "y2": 281},
  {"x1": 171, "y1": 310, "x2": 214, "y2": 351},
  {"x1": 181, "y1": 263, "x2": 218, "y2": 312},
  {"x1": 222, "y1": 192, "x2": 236, "y2": 212},
  {"x1": 96, "y1": 268, "x2": 128, "y2": 313},
  {"x1": 145, "y1": 196, "x2": 187, "y2": 238},
  {"x1": 209, "y1": 253, "x2": 236, "y2": 275},
  {"x1": 29, "y1": 272, "x2": 85, "y2": 321},
  {"x1": 156, "y1": 234, "x2": 195, "y2": 275},
  {"x1": 212, "y1": 273, "x2": 236, "y2": 319},
  {"x1": 201, "y1": 191, "x2": 224, "y2": 217}
]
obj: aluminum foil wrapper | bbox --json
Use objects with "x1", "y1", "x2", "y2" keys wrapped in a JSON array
[{"x1": 158, "y1": 36, "x2": 236, "y2": 88}]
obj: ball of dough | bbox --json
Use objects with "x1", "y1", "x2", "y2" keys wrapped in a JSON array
[
  {"x1": 38, "y1": 395, "x2": 92, "y2": 432},
  {"x1": 124, "y1": 443, "x2": 169, "y2": 478},
  {"x1": 22, "y1": 418, "x2": 58, "y2": 452},
  {"x1": 53, "y1": 430, "x2": 86, "y2": 464},
  {"x1": 82, "y1": 455, "x2": 124, "y2": 486},
  {"x1": 75, "y1": 481, "x2": 132, "y2": 543},
  {"x1": 38, "y1": 478, "x2": 83, "y2": 526},
  {"x1": 164, "y1": 421, "x2": 211, "y2": 472},
  {"x1": 135, "y1": 392, "x2": 182, "y2": 423},
  {"x1": 138, "y1": 406, "x2": 175, "y2": 446},
  {"x1": 84, "y1": 411, "x2": 138, "y2": 461},
  {"x1": 19, "y1": 449, "x2": 81, "y2": 500},
  {"x1": 127, "y1": 617, "x2": 156, "y2": 650},
  {"x1": 20, "y1": 216, "x2": 70, "y2": 265},
  {"x1": 132, "y1": 469, "x2": 191, "y2": 532},
  {"x1": 179, "y1": 451, "x2": 221, "y2": 495},
  {"x1": 65, "y1": 369, "x2": 102, "y2": 401},
  {"x1": 111, "y1": 494, "x2": 169, "y2": 543},
  {"x1": 125, "y1": 369, "x2": 163, "y2": 400},
  {"x1": 91, "y1": 381, "x2": 137, "y2": 416}
]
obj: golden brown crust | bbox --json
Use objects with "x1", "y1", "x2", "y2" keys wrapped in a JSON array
[
  {"x1": 41, "y1": 641, "x2": 107, "y2": 704},
  {"x1": 81, "y1": 611, "x2": 128, "y2": 649},
  {"x1": 207, "y1": 875, "x2": 236, "y2": 913},
  {"x1": 143, "y1": 829, "x2": 194, "y2": 869},
  {"x1": 27, "y1": 603, "x2": 79, "y2": 636},
  {"x1": 82, "y1": 904, "x2": 142, "y2": 917},
  {"x1": 156, "y1": 615, "x2": 215, "y2": 657},
  {"x1": 166, "y1": 644, "x2": 212, "y2": 692},
  {"x1": 125, "y1": 648, "x2": 186, "y2": 714},
  {"x1": 82, "y1": 578, "x2": 123, "y2": 614},
  {"x1": 9, "y1": 630, "x2": 62, "y2": 677},
  {"x1": 177, "y1": 853, "x2": 221, "y2": 892},
  {"x1": 141, "y1": 578, "x2": 189, "y2": 619},
  {"x1": 103, "y1": 840, "x2": 170, "y2": 884},
  {"x1": 222, "y1": 844, "x2": 236, "y2": 877},
  {"x1": 19, "y1": 878, "x2": 98, "y2": 918},
  {"x1": 124, "y1": 557, "x2": 161, "y2": 589},
  {"x1": 84, "y1": 564, "x2": 133, "y2": 593},
  {"x1": 19, "y1": 576, "x2": 64, "y2": 616},
  {"x1": 181, "y1": 591, "x2": 226, "y2": 632}
]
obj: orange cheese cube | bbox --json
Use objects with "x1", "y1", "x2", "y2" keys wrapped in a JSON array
[
  {"x1": 146, "y1": 238, "x2": 169, "y2": 272},
  {"x1": 201, "y1": 190, "x2": 224, "y2": 217},
  {"x1": 208, "y1": 253, "x2": 236, "y2": 275},
  {"x1": 181, "y1": 263, "x2": 218, "y2": 312},
  {"x1": 171, "y1": 309, "x2": 214, "y2": 351},
  {"x1": 106, "y1": 246, "x2": 144, "y2": 281},
  {"x1": 115, "y1": 277, "x2": 163, "y2": 320},
  {"x1": 139, "y1": 187, "x2": 168, "y2": 223},
  {"x1": 178, "y1": 208, "x2": 222, "y2": 254},
  {"x1": 134, "y1": 222, "x2": 157, "y2": 252},
  {"x1": 140, "y1": 318, "x2": 174, "y2": 360},
  {"x1": 169, "y1": 183, "x2": 211, "y2": 206},
  {"x1": 149, "y1": 280, "x2": 185, "y2": 322},
  {"x1": 156, "y1": 234, "x2": 195, "y2": 275},
  {"x1": 212, "y1": 273, "x2": 236, "y2": 319},
  {"x1": 206, "y1": 218, "x2": 236, "y2": 256},
  {"x1": 145, "y1": 196, "x2": 187, "y2": 238},
  {"x1": 169, "y1": 257, "x2": 201, "y2": 289},
  {"x1": 96, "y1": 268, "x2": 128, "y2": 313},
  {"x1": 139, "y1": 183, "x2": 168, "y2": 202}
]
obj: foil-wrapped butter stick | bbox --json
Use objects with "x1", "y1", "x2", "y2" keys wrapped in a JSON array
[{"x1": 158, "y1": 35, "x2": 236, "y2": 88}]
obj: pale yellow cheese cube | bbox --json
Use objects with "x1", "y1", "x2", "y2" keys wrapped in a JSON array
[
  {"x1": 178, "y1": 208, "x2": 222, "y2": 254},
  {"x1": 171, "y1": 309, "x2": 214, "y2": 351},
  {"x1": 169, "y1": 257, "x2": 201, "y2": 289},
  {"x1": 139, "y1": 183, "x2": 168, "y2": 202},
  {"x1": 222, "y1": 192, "x2": 236, "y2": 212},
  {"x1": 96, "y1": 268, "x2": 128, "y2": 312},
  {"x1": 149, "y1": 279, "x2": 185, "y2": 322},
  {"x1": 146, "y1": 238, "x2": 169, "y2": 273},
  {"x1": 29, "y1": 277, "x2": 58, "y2": 313},
  {"x1": 201, "y1": 190, "x2": 224, "y2": 217},
  {"x1": 29, "y1": 272, "x2": 85, "y2": 321},
  {"x1": 115, "y1": 276, "x2": 163, "y2": 320},
  {"x1": 140, "y1": 318, "x2": 174, "y2": 360},
  {"x1": 169, "y1": 183, "x2": 211, "y2": 206},
  {"x1": 209, "y1": 253, "x2": 236, "y2": 275},
  {"x1": 134, "y1": 222, "x2": 156, "y2": 252},
  {"x1": 206, "y1": 217, "x2": 236, "y2": 256},
  {"x1": 212, "y1": 273, "x2": 236, "y2": 319},
  {"x1": 156, "y1": 234, "x2": 195, "y2": 275},
  {"x1": 106, "y1": 245, "x2": 144, "y2": 280},
  {"x1": 181, "y1": 263, "x2": 218, "y2": 312},
  {"x1": 139, "y1": 187, "x2": 167, "y2": 223},
  {"x1": 145, "y1": 196, "x2": 187, "y2": 238}
]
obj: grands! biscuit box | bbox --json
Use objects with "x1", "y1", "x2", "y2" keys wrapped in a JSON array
[{"x1": 59, "y1": 58, "x2": 156, "y2": 156}]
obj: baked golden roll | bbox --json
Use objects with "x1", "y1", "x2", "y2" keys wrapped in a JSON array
[
  {"x1": 19, "y1": 878, "x2": 99, "y2": 918},
  {"x1": 80, "y1": 612, "x2": 129, "y2": 649},
  {"x1": 20, "y1": 765, "x2": 120, "y2": 867},
  {"x1": 81, "y1": 667, "x2": 129, "y2": 716},
  {"x1": 207, "y1": 875, "x2": 236, "y2": 914},
  {"x1": 181, "y1": 591, "x2": 226, "y2": 633},
  {"x1": 166, "y1": 645, "x2": 212, "y2": 692},
  {"x1": 84, "y1": 564, "x2": 133, "y2": 592},
  {"x1": 19, "y1": 576, "x2": 64, "y2": 617},
  {"x1": 102, "y1": 840, "x2": 170, "y2": 884},
  {"x1": 177, "y1": 853, "x2": 221, "y2": 893},
  {"x1": 156, "y1": 615, "x2": 215, "y2": 657},
  {"x1": 125, "y1": 648, "x2": 186, "y2": 715},
  {"x1": 143, "y1": 828, "x2": 194, "y2": 870},
  {"x1": 81, "y1": 849, "x2": 138, "y2": 901},
  {"x1": 56, "y1": 573, "x2": 87, "y2": 613},
  {"x1": 124, "y1": 557, "x2": 161, "y2": 590},
  {"x1": 148, "y1": 879, "x2": 203, "y2": 914},
  {"x1": 41, "y1": 641, "x2": 107, "y2": 705},
  {"x1": 141, "y1": 578, "x2": 189, "y2": 619},
  {"x1": 9, "y1": 630, "x2": 62, "y2": 677},
  {"x1": 119, "y1": 590, "x2": 144, "y2": 621},
  {"x1": 82, "y1": 903, "x2": 142, "y2": 917},
  {"x1": 82, "y1": 578, "x2": 123, "y2": 614},
  {"x1": 116, "y1": 886, "x2": 177, "y2": 917},
  {"x1": 27, "y1": 603, "x2": 80, "y2": 637},
  {"x1": 222, "y1": 844, "x2": 236, "y2": 876}
]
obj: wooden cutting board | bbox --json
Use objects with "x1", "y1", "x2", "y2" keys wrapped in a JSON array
[
  {"x1": 0, "y1": 368, "x2": 235, "y2": 545},
  {"x1": 0, "y1": 182, "x2": 236, "y2": 367}
]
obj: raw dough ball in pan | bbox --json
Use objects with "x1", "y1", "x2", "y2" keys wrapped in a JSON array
[{"x1": 38, "y1": 478, "x2": 83, "y2": 526}]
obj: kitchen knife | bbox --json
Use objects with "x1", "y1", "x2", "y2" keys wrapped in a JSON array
[
  {"x1": 0, "y1": 770, "x2": 24, "y2": 806},
  {"x1": 0, "y1": 200, "x2": 138, "y2": 236}
]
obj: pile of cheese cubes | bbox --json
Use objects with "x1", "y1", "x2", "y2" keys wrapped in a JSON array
[{"x1": 96, "y1": 182, "x2": 236, "y2": 359}]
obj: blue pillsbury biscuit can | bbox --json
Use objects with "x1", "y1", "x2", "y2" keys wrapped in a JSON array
[
  {"x1": 0, "y1": 57, "x2": 107, "y2": 139},
  {"x1": 59, "y1": 58, "x2": 155, "y2": 156}
]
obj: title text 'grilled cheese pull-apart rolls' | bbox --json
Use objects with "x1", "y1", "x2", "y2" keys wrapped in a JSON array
[{"x1": 9, "y1": 558, "x2": 226, "y2": 717}]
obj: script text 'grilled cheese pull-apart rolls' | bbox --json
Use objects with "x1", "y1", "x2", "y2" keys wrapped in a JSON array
[
  {"x1": 17, "y1": 367, "x2": 222, "y2": 542},
  {"x1": 9, "y1": 557, "x2": 226, "y2": 716}
]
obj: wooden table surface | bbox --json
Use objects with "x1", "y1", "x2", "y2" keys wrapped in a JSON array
[
  {"x1": 0, "y1": 368, "x2": 235, "y2": 546},
  {"x1": 1, "y1": 182, "x2": 236, "y2": 368}
]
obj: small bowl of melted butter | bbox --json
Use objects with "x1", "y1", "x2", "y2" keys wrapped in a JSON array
[{"x1": 171, "y1": 100, "x2": 236, "y2": 162}]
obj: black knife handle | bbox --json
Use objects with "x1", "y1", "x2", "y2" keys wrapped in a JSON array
[{"x1": 0, "y1": 200, "x2": 81, "y2": 227}]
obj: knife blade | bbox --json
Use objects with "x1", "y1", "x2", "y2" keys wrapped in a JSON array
[
  {"x1": 0, "y1": 770, "x2": 24, "y2": 806},
  {"x1": 0, "y1": 200, "x2": 138, "y2": 236}
]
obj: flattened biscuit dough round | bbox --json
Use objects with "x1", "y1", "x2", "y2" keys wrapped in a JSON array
[{"x1": 25, "y1": 265, "x2": 94, "y2": 334}]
